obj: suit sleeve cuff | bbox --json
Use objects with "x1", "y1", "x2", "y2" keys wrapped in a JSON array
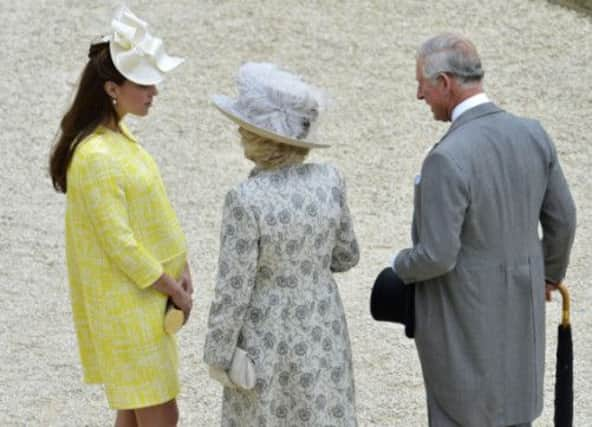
[{"x1": 390, "y1": 251, "x2": 400, "y2": 273}]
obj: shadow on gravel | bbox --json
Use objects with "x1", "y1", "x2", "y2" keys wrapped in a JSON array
[{"x1": 549, "y1": 0, "x2": 592, "y2": 15}]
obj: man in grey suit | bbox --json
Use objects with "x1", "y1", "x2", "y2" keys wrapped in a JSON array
[{"x1": 392, "y1": 33, "x2": 576, "y2": 427}]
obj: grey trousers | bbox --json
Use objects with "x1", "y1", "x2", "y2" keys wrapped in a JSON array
[{"x1": 427, "y1": 391, "x2": 532, "y2": 427}]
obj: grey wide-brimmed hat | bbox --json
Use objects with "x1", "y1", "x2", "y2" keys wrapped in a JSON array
[{"x1": 212, "y1": 62, "x2": 329, "y2": 149}]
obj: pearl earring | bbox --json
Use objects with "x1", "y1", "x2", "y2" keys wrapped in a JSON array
[{"x1": 112, "y1": 98, "x2": 117, "y2": 106}]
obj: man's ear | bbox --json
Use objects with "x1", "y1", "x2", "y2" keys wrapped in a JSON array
[
  {"x1": 438, "y1": 73, "x2": 453, "y2": 92},
  {"x1": 104, "y1": 81, "x2": 119, "y2": 100}
]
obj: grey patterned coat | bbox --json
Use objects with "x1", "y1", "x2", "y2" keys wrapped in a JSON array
[{"x1": 204, "y1": 163, "x2": 359, "y2": 427}]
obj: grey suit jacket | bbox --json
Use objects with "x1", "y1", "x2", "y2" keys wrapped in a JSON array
[{"x1": 394, "y1": 103, "x2": 576, "y2": 426}]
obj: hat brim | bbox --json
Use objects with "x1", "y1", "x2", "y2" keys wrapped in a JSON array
[{"x1": 211, "y1": 95, "x2": 330, "y2": 149}]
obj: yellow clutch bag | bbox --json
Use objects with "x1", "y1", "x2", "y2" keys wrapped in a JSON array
[{"x1": 164, "y1": 298, "x2": 185, "y2": 335}]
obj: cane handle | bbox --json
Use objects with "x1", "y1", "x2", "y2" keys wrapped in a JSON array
[{"x1": 557, "y1": 283, "x2": 570, "y2": 327}]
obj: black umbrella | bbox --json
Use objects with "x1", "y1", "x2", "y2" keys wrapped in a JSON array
[{"x1": 554, "y1": 283, "x2": 573, "y2": 427}]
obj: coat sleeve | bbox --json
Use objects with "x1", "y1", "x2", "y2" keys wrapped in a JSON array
[
  {"x1": 394, "y1": 151, "x2": 469, "y2": 283},
  {"x1": 204, "y1": 188, "x2": 259, "y2": 370},
  {"x1": 78, "y1": 151, "x2": 163, "y2": 288},
  {"x1": 330, "y1": 169, "x2": 360, "y2": 273},
  {"x1": 539, "y1": 132, "x2": 576, "y2": 283}
]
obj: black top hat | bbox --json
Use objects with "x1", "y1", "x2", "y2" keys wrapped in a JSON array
[{"x1": 370, "y1": 267, "x2": 415, "y2": 338}]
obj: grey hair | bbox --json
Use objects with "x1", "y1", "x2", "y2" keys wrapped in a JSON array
[{"x1": 417, "y1": 33, "x2": 484, "y2": 86}]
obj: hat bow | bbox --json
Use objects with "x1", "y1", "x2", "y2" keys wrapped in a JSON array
[{"x1": 110, "y1": 6, "x2": 183, "y2": 83}]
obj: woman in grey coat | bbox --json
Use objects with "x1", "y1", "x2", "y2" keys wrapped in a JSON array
[{"x1": 203, "y1": 62, "x2": 359, "y2": 426}]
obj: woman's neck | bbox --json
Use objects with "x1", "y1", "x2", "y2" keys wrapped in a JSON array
[{"x1": 102, "y1": 117, "x2": 122, "y2": 133}]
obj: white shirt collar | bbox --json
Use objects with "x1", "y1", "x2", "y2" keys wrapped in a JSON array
[{"x1": 451, "y1": 93, "x2": 490, "y2": 122}]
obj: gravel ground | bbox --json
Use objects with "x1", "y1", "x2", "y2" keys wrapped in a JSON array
[{"x1": 1, "y1": 1, "x2": 590, "y2": 426}]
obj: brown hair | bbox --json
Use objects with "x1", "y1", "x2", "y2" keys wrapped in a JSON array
[
  {"x1": 49, "y1": 42, "x2": 125, "y2": 193},
  {"x1": 239, "y1": 128, "x2": 309, "y2": 170}
]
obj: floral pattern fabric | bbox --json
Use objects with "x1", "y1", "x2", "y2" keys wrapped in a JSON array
[{"x1": 204, "y1": 163, "x2": 359, "y2": 427}]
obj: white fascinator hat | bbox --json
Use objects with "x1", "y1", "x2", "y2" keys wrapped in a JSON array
[
  {"x1": 108, "y1": 5, "x2": 184, "y2": 85},
  {"x1": 212, "y1": 62, "x2": 329, "y2": 149}
]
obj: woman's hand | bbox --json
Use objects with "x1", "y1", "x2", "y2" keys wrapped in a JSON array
[
  {"x1": 171, "y1": 284, "x2": 193, "y2": 323},
  {"x1": 152, "y1": 273, "x2": 193, "y2": 321},
  {"x1": 180, "y1": 262, "x2": 194, "y2": 295}
]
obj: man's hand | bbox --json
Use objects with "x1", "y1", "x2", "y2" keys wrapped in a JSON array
[{"x1": 545, "y1": 281, "x2": 559, "y2": 302}]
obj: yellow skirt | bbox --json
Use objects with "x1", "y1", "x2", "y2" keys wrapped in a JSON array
[{"x1": 96, "y1": 254, "x2": 186, "y2": 409}]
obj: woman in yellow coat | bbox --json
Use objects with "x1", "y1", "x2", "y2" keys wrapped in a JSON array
[{"x1": 49, "y1": 7, "x2": 192, "y2": 426}]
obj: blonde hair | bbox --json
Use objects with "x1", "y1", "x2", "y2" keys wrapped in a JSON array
[{"x1": 239, "y1": 128, "x2": 309, "y2": 170}]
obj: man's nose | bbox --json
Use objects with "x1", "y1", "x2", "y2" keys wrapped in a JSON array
[{"x1": 416, "y1": 87, "x2": 423, "y2": 100}]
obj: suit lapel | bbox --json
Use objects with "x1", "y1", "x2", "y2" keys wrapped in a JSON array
[{"x1": 437, "y1": 102, "x2": 503, "y2": 145}]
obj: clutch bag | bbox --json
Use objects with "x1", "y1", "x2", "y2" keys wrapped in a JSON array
[
  {"x1": 208, "y1": 347, "x2": 256, "y2": 390},
  {"x1": 164, "y1": 298, "x2": 184, "y2": 335},
  {"x1": 229, "y1": 347, "x2": 256, "y2": 389}
]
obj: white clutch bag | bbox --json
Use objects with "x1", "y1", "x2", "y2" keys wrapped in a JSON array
[{"x1": 209, "y1": 347, "x2": 256, "y2": 390}]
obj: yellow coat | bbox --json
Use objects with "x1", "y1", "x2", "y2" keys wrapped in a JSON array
[{"x1": 65, "y1": 124, "x2": 187, "y2": 409}]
